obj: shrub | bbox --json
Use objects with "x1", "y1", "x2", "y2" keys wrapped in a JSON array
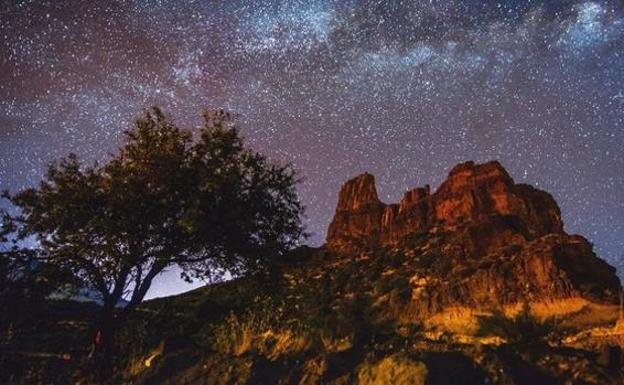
[
  {"x1": 376, "y1": 275, "x2": 411, "y2": 301},
  {"x1": 212, "y1": 304, "x2": 311, "y2": 360},
  {"x1": 357, "y1": 354, "x2": 427, "y2": 385},
  {"x1": 476, "y1": 302, "x2": 558, "y2": 346},
  {"x1": 388, "y1": 276, "x2": 411, "y2": 301}
]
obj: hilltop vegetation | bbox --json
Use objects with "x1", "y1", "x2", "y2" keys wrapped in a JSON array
[{"x1": 3, "y1": 239, "x2": 623, "y2": 384}]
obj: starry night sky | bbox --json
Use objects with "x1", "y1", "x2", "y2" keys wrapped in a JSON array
[{"x1": 1, "y1": 0, "x2": 623, "y2": 299}]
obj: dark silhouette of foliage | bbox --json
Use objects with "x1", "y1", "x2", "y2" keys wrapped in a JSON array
[
  {"x1": 476, "y1": 302, "x2": 558, "y2": 347},
  {"x1": 3, "y1": 107, "x2": 305, "y2": 373},
  {"x1": 1, "y1": 210, "x2": 75, "y2": 307}
]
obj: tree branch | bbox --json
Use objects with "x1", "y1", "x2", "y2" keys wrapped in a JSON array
[{"x1": 126, "y1": 261, "x2": 166, "y2": 309}]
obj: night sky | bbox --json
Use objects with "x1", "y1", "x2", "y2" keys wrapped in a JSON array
[{"x1": 1, "y1": 0, "x2": 623, "y2": 299}]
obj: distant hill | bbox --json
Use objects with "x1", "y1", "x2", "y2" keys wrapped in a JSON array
[{"x1": 49, "y1": 287, "x2": 129, "y2": 308}]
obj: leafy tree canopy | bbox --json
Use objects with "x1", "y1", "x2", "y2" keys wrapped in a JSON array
[{"x1": 3, "y1": 107, "x2": 305, "y2": 310}]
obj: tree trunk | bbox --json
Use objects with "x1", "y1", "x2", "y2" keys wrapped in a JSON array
[{"x1": 95, "y1": 301, "x2": 117, "y2": 381}]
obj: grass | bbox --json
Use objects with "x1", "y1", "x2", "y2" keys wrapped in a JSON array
[
  {"x1": 212, "y1": 304, "x2": 311, "y2": 360},
  {"x1": 357, "y1": 354, "x2": 427, "y2": 385}
]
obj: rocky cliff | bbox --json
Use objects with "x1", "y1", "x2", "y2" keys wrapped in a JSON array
[{"x1": 326, "y1": 161, "x2": 620, "y2": 312}]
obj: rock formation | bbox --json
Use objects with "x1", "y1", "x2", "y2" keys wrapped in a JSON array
[
  {"x1": 328, "y1": 161, "x2": 563, "y2": 250},
  {"x1": 326, "y1": 161, "x2": 620, "y2": 309},
  {"x1": 327, "y1": 173, "x2": 385, "y2": 250}
]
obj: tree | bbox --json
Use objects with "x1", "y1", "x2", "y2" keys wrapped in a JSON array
[
  {"x1": 3, "y1": 107, "x2": 305, "y2": 369},
  {"x1": 0, "y1": 210, "x2": 55, "y2": 306}
]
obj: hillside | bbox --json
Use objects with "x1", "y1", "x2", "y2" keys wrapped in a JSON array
[{"x1": 3, "y1": 161, "x2": 624, "y2": 385}]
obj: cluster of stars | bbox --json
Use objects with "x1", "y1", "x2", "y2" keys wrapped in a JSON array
[{"x1": 1, "y1": 0, "x2": 623, "y2": 298}]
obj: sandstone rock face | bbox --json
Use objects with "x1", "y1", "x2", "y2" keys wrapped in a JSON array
[
  {"x1": 326, "y1": 161, "x2": 620, "y2": 307},
  {"x1": 327, "y1": 161, "x2": 563, "y2": 251},
  {"x1": 326, "y1": 173, "x2": 385, "y2": 250},
  {"x1": 403, "y1": 233, "x2": 620, "y2": 315},
  {"x1": 432, "y1": 161, "x2": 563, "y2": 237}
]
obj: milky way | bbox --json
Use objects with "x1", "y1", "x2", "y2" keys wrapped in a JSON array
[{"x1": 1, "y1": 0, "x2": 623, "y2": 298}]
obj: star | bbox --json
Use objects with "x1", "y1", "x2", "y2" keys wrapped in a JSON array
[{"x1": 1, "y1": 0, "x2": 623, "y2": 298}]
